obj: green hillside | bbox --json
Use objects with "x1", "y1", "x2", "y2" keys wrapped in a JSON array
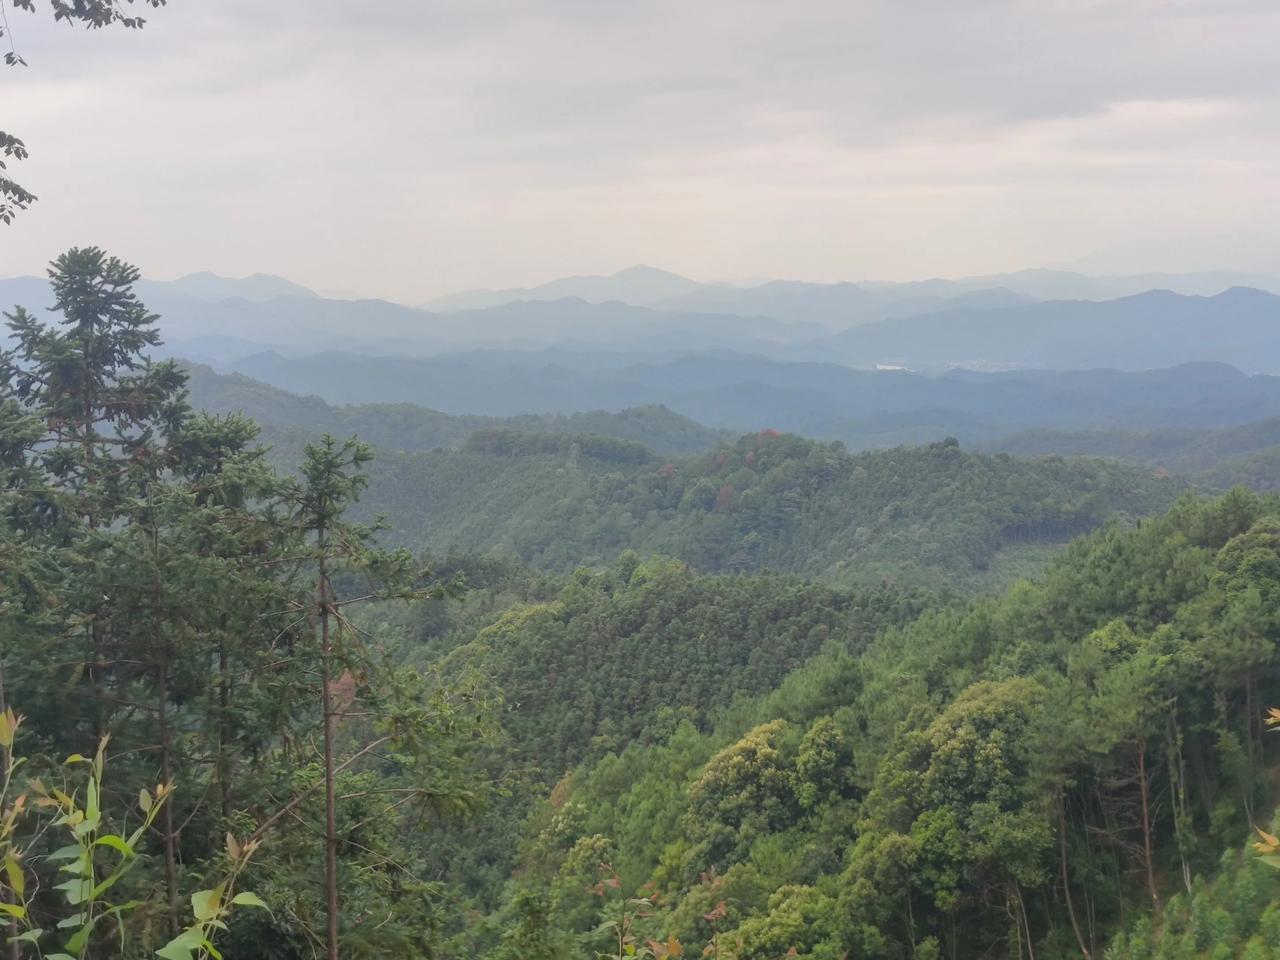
[
  {"x1": 184, "y1": 362, "x2": 727, "y2": 457},
  {"x1": 457, "y1": 489, "x2": 1280, "y2": 959},
  {"x1": 359, "y1": 430, "x2": 1185, "y2": 590}
]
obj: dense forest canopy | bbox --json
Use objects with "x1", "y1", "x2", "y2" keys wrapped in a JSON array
[
  {"x1": 4, "y1": 249, "x2": 1280, "y2": 960},
  {"x1": 467, "y1": 489, "x2": 1280, "y2": 959},
  {"x1": 353, "y1": 429, "x2": 1182, "y2": 591}
]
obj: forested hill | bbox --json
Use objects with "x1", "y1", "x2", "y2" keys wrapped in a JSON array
[
  {"x1": 469, "y1": 488, "x2": 1280, "y2": 960},
  {"x1": 182, "y1": 362, "x2": 726, "y2": 456},
  {"x1": 359, "y1": 430, "x2": 1184, "y2": 590},
  {"x1": 993, "y1": 418, "x2": 1280, "y2": 489}
]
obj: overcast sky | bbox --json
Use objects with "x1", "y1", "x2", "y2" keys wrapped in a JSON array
[{"x1": 1, "y1": 0, "x2": 1278, "y2": 301}]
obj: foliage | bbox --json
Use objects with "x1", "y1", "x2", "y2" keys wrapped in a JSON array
[
  {"x1": 360, "y1": 431, "x2": 1183, "y2": 591},
  {"x1": 490, "y1": 488, "x2": 1280, "y2": 959},
  {"x1": 1, "y1": 251, "x2": 491, "y2": 957}
]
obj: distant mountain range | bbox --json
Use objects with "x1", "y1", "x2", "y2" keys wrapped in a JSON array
[
  {"x1": 820, "y1": 287, "x2": 1280, "y2": 372},
  {"x1": 137, "y1": 271, "x2": 319, "y2": 303},
  {"x1": 8, "y1": 268, "x2": 1280, "y2": 385},
  {"x1": 425, "y1": 264, "x2": 1280, "y2": 321},
  {"x1": 184, "y1": 363, "x2": 727, "y2": 457},
  {"x1": 198, "y1": 349, "x2": 1280, "y2": 450},
  {"x1": 423, "y1": 264, "x2": 706, "y2": 311},
  {"x1": 187, "y1": 360, "x2": 1280, "y2": 493}
]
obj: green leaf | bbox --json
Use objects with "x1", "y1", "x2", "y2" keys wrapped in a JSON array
[
  {"x1": 0, "y1": 902, "x2": 25, "y2": 919},
  {"x1": 190, "y1": 885, "x2": 223, "y2": 922},
  {"x1": 58, "y1": 853, "x2": 89, "y2": 876},
  {"x1": 12, "y1": 929, "x2": 42, "y2": 943},
  {"x1": 54, "y1": 878, "x2": 90, "y2": 905},
  {"x1": 94, "y1": 834, "x2": 133, "y2": 857},
  {"x1": 46, "y1": 954, "x2": 76, "y2": 960},
  {"x1": 230, "y1": 891, "x2": 269, "y2": 910},
  {"x1": 84, "y1": 778, "x2": 99, "y2": 824},
  {"x1": 157, "y1": 926, "x2": 204, "y2": 960},
  {"x1": 65, "y1": 914, "x2": 98, "y2": 954},
  {"x1": 90, "y1": 860, "x2": 139, "y2": 900},
  {"x1": 47, "y1": 844, "x2": 81, "y2": 862},
  {"x1": 5, "y1": 850, "x2": 25, "y2": 896}
]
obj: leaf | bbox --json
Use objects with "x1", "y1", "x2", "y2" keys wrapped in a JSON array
[
  {"x1": 225, "y1": 831, "x2": 240, "y2": 861},
  {"x1": 12, "y1": 929, "x2": 41, "y2": 943},
  {"x1": 0, "y1": 711, "x2": 13, "y2": 750},
  {"x1": 157, "y1": 926, "x2": 204, "y2": 960},
  {"x1": 5, "y1": 850, "x2": 24, "y2": 896},
  {"x1": 47, "y1": 844, "x2": 80, "y2": 862},
  {"x1": 139, "y1": 788, "x2": 152, "y2": 814},
  {"x1": 230, "y1": 891, "x2": 269, "y2": 911},
  {"x1": 54, "y1": 878, "x2": 90, "y2": 905},
  {"x1": 0, "y1": 901, "x2": 25, "y2": 919},
  {"x1": 84, "y1": 778, "x2": 99, "y2": 826},
  {"x1": 190, "y1": 885, "x2": 223, "y2": 922},
  {"x1": 65, "y1": 914, "x2": 99, "y2": 954},
  {"x1": 94, "y1": 834, "x2": 133, "y2": 857}
]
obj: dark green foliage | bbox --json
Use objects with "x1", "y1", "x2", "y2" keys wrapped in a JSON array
[
  {"x1": 0, "y1": 251, "x2": 492, "y2": 958},
  {"x1": 0, "y1": 132, "x2": 34, "y2": 223},
  {"x1": 443, "y1": 553, "x2": 925, "y2": 775},
  {"x1": 363, "y1": 430, "x2": 1183, "y2": 590}
]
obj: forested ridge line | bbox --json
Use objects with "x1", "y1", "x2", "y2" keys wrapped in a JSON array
[
  {"x1": 355, "y1": 429, "x2": 1184, "y2": 591},
  {"x1": 455, "y1": 488, "x2": 1280, "y2": 959}
]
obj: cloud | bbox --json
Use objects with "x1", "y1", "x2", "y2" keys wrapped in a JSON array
[{"x1": 1, "y1": 0, "x2": 1278, "y2": 300}]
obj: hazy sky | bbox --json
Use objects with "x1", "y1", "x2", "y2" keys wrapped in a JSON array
[{"x1": 2, "y1": 0, "x2": 1279, "y2": 301}]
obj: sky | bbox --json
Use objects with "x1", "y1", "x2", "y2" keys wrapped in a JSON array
[{"x1": 1, "y1": 0, "x2": 1279, "y2": 302}]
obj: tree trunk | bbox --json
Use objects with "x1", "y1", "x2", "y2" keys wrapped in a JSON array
[
  {"x1": 217, "y1": 634, "x2": 232, "y2": 822},
  {"x1": 157, "y1": 662, "x2": 180, "y2": 937},
  {"x1": 1137, "y1": 736, "x2": 1159, "y2": 910},
  {"x1": 1244, "y1": 668, "x2": 1258, "y2": 824},
  {"x1": 1016, "y1": 882, "x2": 1035, "y2": 960},
  {"x1": 1059, "y1": 797, "x2": 1091, "y2": 959},
  {"x1": 319, "y1": 543, "x2": 340, "y2": 960}
]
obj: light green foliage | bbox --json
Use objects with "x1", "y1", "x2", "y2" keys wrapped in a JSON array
[
  {"x1": 0, "y1": 711, "x2": 262, "y2": 960},
  {"x1": 494, "y1": 489, "x2": 1280, "y2": 960}
]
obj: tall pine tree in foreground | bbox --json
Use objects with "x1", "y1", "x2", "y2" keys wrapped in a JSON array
[{"x1": 0, "y1": 249, "x2": 492, "y2": 958}]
